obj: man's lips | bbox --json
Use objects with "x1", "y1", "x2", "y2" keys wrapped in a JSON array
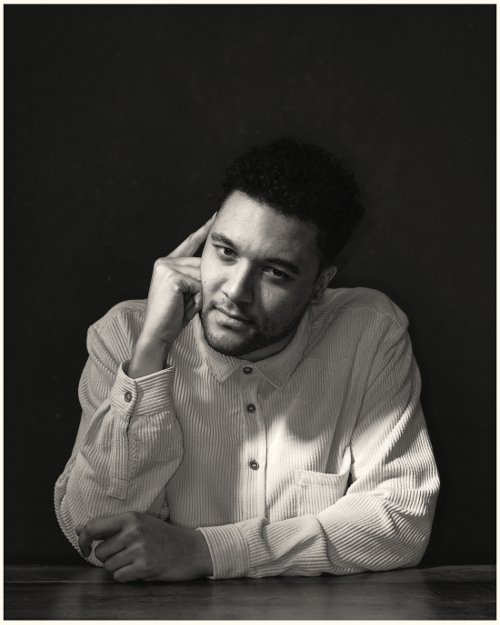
[{"x1": 214, "y1": 306, "x2": 252, "y2": 324}]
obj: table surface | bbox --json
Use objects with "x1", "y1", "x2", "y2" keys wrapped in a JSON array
[{"x1": 4, "y1": 564, "x2": 495, "y2": 620}]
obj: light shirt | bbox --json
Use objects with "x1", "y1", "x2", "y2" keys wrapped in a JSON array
[{"x1": 55, "y1": 287, "x2": 439, "y2": 578}]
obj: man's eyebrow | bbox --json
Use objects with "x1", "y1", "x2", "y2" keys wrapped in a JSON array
[
  {"x1": 211, "y1": 232, "x2": 236, "y2": 247},
  {"x1": 264, "y1": 257, "x2": 301, "y2": 276},
  {"x1": 211, "y1": 231, "x2": 301, "y2": 276}
]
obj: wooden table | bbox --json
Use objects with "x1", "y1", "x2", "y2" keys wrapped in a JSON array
[{"x1": 4, "y1": 564, "x2": 495, "y2": 620}]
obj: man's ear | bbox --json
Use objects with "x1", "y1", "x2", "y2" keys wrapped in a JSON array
[{"x1": 312, "y1": 265, "x2": 337, "y2": 303}]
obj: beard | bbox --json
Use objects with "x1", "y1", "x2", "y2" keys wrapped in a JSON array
[{"x1": 199, "y1": 299, "x2": 310, "y2": 358}]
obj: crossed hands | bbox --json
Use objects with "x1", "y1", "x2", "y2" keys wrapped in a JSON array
[{"x1": 76, "y1": 511, "x2": 214, "y2": 583}]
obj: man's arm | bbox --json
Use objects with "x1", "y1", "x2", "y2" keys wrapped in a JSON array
[
  {"x1": 54, "y1": 215, "x2": 216, "y2": 567},
  {"x1": 197, "y1": 319, "x2": 439, "y2": 579},
  {"x1": 54, "y1": 312, "x2": 185, "y2": 566}
]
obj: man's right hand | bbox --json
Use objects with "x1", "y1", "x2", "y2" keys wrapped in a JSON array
[{"x1": 128, "y1": 214, "x2": 216, "y2": 379}]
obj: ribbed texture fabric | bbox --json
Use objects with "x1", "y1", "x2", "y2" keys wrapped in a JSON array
[{"x1": 54, "y1": 288, "x2": 439, "y2": 577}]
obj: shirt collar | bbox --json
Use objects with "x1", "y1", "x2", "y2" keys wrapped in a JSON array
[{"x1": 193, "y1": 306, "x2": 313, "y2": 390}]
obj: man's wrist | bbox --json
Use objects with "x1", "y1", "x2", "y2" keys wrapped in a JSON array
[
  {"x1": 128, "y1": 336, "x2": 172, "y2": 379},
  {"x1": 195, "y1": 530, "x2": 214, "y2": 578}
]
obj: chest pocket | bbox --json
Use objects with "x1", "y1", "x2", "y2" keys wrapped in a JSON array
[{"x1": 295, "y1": 447, "x2": 351, "y2": 516}]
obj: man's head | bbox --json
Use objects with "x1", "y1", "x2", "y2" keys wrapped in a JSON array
[{"x1": 199, "y1": 138, "x2": 364, "y2": 361}]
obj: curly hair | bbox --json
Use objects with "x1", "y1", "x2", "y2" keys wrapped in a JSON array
[{"x1": 219, "y1": 138, "x2": 365, "y2": 268}]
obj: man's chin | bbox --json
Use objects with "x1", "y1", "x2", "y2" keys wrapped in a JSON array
[
  {"x1": 200, "y1": 311, "x2": 259, "y2": 357},
  {"x1": 202, "y1": 325, "x2": 254, "y2": 357}
]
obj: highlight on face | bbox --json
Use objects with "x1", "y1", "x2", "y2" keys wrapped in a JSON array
[{"x1": 199, "y1": 191, "x2": 331, "y2": 361}]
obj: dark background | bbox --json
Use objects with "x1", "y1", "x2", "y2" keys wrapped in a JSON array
[{"x1": 5, "y1": 5, "x2": 495, "y2": 565}]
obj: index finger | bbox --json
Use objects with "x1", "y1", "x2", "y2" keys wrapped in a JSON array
[
  {"x1": 77, "y1": 515, "x2": 125, "y2": 558},
  {"x1": 168, "y1": 212, "x2": 217, "y2": 259}
]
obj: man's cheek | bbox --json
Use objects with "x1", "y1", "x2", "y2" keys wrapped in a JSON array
[
  {"x1": 200, "y1": 278, "x2": 217, "y2": 314},
  {"x1": 261, "y1": 285, "x2": 276, "y2": 302},
  {"x1": 199, "y1": 250, "x2": 214, "y2": 286},
  {"x1": 201, "y1": 266, "x2": 225, "y2": 300},
  {"x1": 260, "y1": 284, "x2": 289, "y2": 308}
]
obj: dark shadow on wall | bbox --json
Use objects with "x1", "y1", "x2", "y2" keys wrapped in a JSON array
[{"x1": 5, "y1": 4, "x2": 495, "y2": 566}]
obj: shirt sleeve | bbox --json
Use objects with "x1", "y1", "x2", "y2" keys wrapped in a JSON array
[
  {"x1": 54, "y1": 310, "x2": 184, "y2": 566},
  {"x1": 198, "y1": 319, "x2": 440, "y2": 579}
]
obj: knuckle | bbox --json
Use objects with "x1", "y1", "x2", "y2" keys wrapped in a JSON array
[
  {"x1": 188, "y1": 231, "x2": 202, "y2": 247},
  {"x1": 124, "y1": 512, "x2": 143, "y2": 537},
  {"x1": 164, "y1": 267, "x2": 175, "y2": 281},
  {"x1": 128, "y1": 511, "x2": 142, "y2": 524},
  {"x1": 113, "y1": 569, "x2": 127, "y2": 583},
  {"x1": 137, "y1": 557, "x2": 151, "y2": 577},
  {"x1": 153, "y1": 257, "x2": 170, "y2": 271},
  {"x1": 155, "y1": 263, "x2": 175, "y2": 279},
  {"x1": 129, "y1": 527, "x2": 142, "y2": 542}
]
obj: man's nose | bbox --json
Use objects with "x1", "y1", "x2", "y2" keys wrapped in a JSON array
[{"x1": 222, "y1": 263, "x2": 254, "y2": 304}]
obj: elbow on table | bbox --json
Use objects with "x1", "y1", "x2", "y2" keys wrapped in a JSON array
[
  {"x1": 375, "y1": 512, "x2": 436, "y2": 573},
  {"x1": 385, "y1": 480, "x2": 440, "y2": 571}
]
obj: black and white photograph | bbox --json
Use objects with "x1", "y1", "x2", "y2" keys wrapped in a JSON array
[{"x1": 4, "y1": 3, "x2": 495, "y2": 620}]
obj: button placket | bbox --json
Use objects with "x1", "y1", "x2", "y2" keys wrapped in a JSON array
[{"x1": 240, "y1": 382, "x2": 267, "y2": 517}]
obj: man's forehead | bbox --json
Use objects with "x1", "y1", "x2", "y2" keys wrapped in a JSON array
[{"x1": 215, "y1": 192, "x2": 318, "y2": 264}]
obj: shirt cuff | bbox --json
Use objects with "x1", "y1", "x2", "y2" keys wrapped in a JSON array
[
  {"x1": 109, "y1": 360, "x2": 175, "y2": 420},
  {"x1": 199, "y1": 515, "x2": 331, "y2": 579},
  {"x1": 197, "y1": 522, "x2": 251, "y2": 579}
]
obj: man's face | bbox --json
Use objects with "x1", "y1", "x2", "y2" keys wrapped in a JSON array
[{"x1": 200, "y1": 191, "x2": 322, "y2": 360}]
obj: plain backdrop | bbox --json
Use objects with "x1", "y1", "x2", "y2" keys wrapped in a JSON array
[{"x1": 5, "y1": 5, "x2": 495, "y2": 565}]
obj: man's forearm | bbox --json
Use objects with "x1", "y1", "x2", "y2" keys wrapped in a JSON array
[
  {"x1": 55, "y1": 339, "x2": 184, "y2": 565},
  {"x1": 128, "y1": 337, "x2": 171, "y2": 379}
]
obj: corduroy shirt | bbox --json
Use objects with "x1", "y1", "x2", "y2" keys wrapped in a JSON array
[{"x1": 55, "y1": 287, "x2": 439, "y2": 578}]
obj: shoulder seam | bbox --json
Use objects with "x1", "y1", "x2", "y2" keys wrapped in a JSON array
[
  {"x1": 333, "y1": 303, "x2": 407, "y2": 328},
  {"x1": 321, "y1": 287, "x2": 408, "y2": 328},
  {"x1": 91, "y1": 300, "x2": 147, "y2": 336}
]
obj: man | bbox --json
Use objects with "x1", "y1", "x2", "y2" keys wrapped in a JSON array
[{"x1": 55, "y1": 138, "x2": 439, "y2": 583}]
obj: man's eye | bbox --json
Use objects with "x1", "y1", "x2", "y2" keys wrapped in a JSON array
[
  {"x1": 216, "y1": 246, "x2": 235, "y2": 257},
  {"x1": 268, "y1": 268, "x2": 287, "y2": 279}
]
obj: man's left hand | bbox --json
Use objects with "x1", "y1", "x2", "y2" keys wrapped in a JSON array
[{"x1": 75, "y1": 512, "x2": 214, "y2": 582}]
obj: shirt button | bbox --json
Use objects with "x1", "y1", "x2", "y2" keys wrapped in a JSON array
[
  {"x1": 249, "y1": 460, "x2": 259, "y2": 470},
  {"x1": 246, "y1": 404, "x2": 256, "y2": 413},
  {"x1": 124, "y1": 391, "x2": 132, "y2": 403},
  {"x1": 243, "y1": 367, "x2": 253, "y2": 374}
]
